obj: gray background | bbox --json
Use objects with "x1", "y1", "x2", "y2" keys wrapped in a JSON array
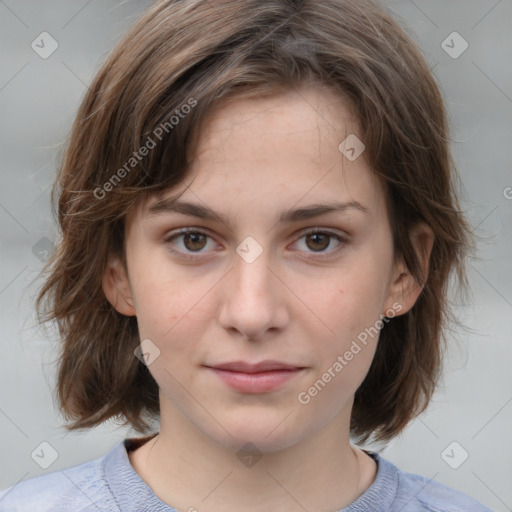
[{"x1": 1, "y1": 1, "x2": 511, "y2": 510}]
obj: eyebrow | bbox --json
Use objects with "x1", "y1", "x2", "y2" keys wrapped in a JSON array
[{"x1": 146, "y1": 197, "x2": 369, "y2": 228}]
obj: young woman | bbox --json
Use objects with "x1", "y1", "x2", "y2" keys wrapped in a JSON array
[{"x1": 0, "y1": 0, "x2": 492, "y2": 510}]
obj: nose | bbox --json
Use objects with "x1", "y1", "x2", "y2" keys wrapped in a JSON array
[{"x1": 217, "y1": 244, "x2": 288, "y2": 341}]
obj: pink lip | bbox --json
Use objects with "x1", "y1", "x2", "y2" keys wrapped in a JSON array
[
  {"x1": 204, "y1": 361, "x2": 306, "y2": 393},
  {"x1": 208, "y1": 360, "x2": 304, "y2": 373}
]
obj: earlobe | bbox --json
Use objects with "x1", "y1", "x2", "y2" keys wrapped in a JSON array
[
  {"x1": 383, "y1": 222, "x2": 435, "y2": 317},
  {"x1": 102, "y1": 255, "x2": 136, "y2": 317}
]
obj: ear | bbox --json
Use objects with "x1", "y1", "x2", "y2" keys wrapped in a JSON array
[
  {"x1": 102, "y1": 254, "x2": 136, "y2": 316},
  {"x1": 382, "y1": 222, "x2": 435, "y2": 317}
]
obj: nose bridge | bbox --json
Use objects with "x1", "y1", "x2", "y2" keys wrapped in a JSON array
[
  {"x1": 231, "y1": 235, "x2": 276, "y2": 301},
  {"x1": 218, "y1": 235, "x2": 285, "y2": 339}
]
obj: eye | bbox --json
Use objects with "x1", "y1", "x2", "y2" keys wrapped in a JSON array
[
  {"x1": 163, "y1": 227, "x2": 348, "y2": 260},
  {"x1": 292, "y1": 228, "x2": 347, "y2": 258},
  {"x1": 163, "y1": 228, "x2": 216, "y2": 260}
]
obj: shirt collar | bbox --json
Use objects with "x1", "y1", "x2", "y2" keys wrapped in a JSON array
[{"x1": 102, "y1": 435, "x2": 398, "y2": 512}]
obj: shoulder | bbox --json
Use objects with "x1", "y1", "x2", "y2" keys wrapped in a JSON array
[
  {"x1": 0, "y1": 447, "x2": 119, "y2": 512},
  {"x1": 387, "y1": 458, "x2": 493, "y2": 512}
]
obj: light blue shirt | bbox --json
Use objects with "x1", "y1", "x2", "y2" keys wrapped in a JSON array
[{"x1": 0, "y1": 436, "x2": 493, "y2": 511}]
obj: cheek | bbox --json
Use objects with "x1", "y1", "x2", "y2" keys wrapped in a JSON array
[
  {"x1": 308, "y1": 280, "x2": 381, "y2": 402},
  {"x1": 129, "y1": 255, "x2": 216, "y2": 352},
  {"x1": 305, "y1": 265, "x2": 385, "y2": 371},
  {"x1": 326, "y1": 266, "x2": 385, "y2": 331}
]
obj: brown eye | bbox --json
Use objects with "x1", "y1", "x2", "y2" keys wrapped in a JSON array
[
  {"x1": 163, "y1": 228, "x2": 215, "y2": 259},
  {"x1": 181, "y1": 231, "x2": 207, "y2": 252},
  {"x1": 163, "y1": 227, "x2": 347, "y2": 262},
  {"x1": 305, "y1": 232, "x2": 331, "y2": 252},
  {"x1": 293, "y1": 229, "x2": 347, "y2": 259}
]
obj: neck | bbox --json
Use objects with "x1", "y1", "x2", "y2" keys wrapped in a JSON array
[{"x1": 128, "y1": 405, "x2": 376, "y2": 512}]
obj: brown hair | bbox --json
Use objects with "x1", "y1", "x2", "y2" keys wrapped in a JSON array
[{"x1": 35, "y1": 0, "x2": 476, "y2": 446}]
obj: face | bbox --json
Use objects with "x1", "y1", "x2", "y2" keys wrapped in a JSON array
[{"x1": 103, "y1": 83, "x2": 431, "y2": 453}]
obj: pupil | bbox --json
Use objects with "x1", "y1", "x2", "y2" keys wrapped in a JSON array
[
  {"x1": 308, "y1": 233, "x2": 328, "y2": 251},
  {"x1": 185, "y1": 233, "x2": 206, "y2": 251}
]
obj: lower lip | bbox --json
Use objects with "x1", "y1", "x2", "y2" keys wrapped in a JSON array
[{"x1": 206, "y1": 367, "x2": 304, "y2": 393}]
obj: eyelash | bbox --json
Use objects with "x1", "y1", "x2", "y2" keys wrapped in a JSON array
[{"x1": 163, "y1": 227, "x2": 348, "y2": 261}]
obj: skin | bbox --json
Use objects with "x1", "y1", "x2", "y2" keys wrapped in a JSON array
[{"x1": 103, "y1": 82, "x2": 434, "y2": 512}]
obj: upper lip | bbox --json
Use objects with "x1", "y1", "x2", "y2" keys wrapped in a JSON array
[{"x1": 205, "y1": 360, "x2": 305, "y2": 373}]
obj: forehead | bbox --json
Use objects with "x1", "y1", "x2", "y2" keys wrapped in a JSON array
[
  {"x1": 195, "y1": 83, "x2": 360, "y2": 157},
  {"x1": 135, "y1": 84, "x2": 386, "y2": 227}
]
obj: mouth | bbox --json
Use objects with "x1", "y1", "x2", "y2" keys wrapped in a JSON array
[{"x1": 203, "y1": 360, "x2": 307, "y2": 393}]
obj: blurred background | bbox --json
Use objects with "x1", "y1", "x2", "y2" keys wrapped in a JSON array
[{"x1": 0, "y1": 1, "x2": 511, "y2": 510}]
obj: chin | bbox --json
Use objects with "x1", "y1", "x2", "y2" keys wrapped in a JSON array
[{"x1": 195, "y1": 411, "x2": 309, "y2": 454}]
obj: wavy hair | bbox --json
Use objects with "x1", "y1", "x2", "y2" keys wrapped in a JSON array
[{"x1": 35, "y1": 0, "x2": 476, "y2": 445}]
